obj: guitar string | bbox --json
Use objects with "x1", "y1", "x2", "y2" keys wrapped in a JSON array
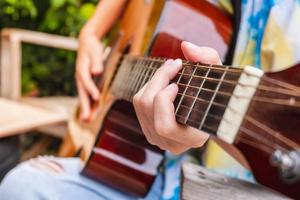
[
  {"x1": 239, "y1": 128, "x2": 287, "y2": 153},
  {"x1": 125, "y1": 56, "x2": 243, "y2": 72},
  {"x1": 176, "y1": 112, "x2": 289, "y2": 154},
  {"x1": 120, "y1": 67, "x2": 300, "y2": 130},
  {"x1": 125, "y1": 62, "x2": 300, "y2": 105},
  {"x1": 177, "y1": 93, "x2": 297, "y2": 149},
  {"x1": 175, "y1": 72, "x2": 300, "y2": 97},
  {"x1": 178, "y1": 103, "x2": 297, "y2": 150},
  {"x1": 127, "y1": 55, "x2": 293, "y2": 90},
  {"x1": 124, "y1": 57, "x2": 300, "y2": 97},
  {"x1": 116, "y1": 66, "x2": 298, "y2": 149},
  {"x1": 244, "y1": 116, "x2": 300, "y2": 148},
  {"x1": 174, "y1": 83, "x2": 300, "y2": 108},
  {"x1": 145, "y1": 89, "x2": 293, "y2": 148},
  {"x1": 237, "y1": 137, "x2": 274, "y2": 154},
  {"x1": 125, "y1": 67, "x2": 300, "y2": 107},
  {"x1": 175, "y1": 108, "x2": 289, "y2": 152},
  {"x1": 135, "y1": 55, "x2": 300, "y2": 94},
  {"x1": 127, "y1": 65, "x2": 292, "y2": 152},
  {"x1": 115, "y1": 61, "x2": 299, "y2": 151},
  {"x1": 126, "y1": 68, "x2": 300, "y2": 108}
]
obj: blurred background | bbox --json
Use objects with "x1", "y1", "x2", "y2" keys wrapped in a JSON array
[
  {"x1": 0, "y1": 0, "x2": 98, "y2": 96},
  {"x1": 0, "y1": 0, "x2": 99, "y2": 169}
]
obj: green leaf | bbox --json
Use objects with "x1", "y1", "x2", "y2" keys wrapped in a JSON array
[
  {"x1": 79, "y1": 3, "x2": 95, "y2": 20},
  {"x1": 51, "y1": 0, "x2": 66, "y2": 8}
]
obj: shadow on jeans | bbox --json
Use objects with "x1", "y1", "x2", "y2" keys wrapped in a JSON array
[{"x1": 0, "y1": 136, "x2": 21, "y2": 182}]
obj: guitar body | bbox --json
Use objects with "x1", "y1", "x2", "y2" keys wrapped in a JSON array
[
  {"x1": 235, "y1": 65, "x2": 300, "y2": 199},
  {"x1": 81, "y1": 0, "x2": 232, "y2": 197}
]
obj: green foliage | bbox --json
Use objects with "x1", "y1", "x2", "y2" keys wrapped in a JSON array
[{"x1": 0, "y1": 0, "x2": 98, "y2": 96}]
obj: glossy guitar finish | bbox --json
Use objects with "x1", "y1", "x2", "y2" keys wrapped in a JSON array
[
  {"x1": 82, "y1": 100, "x2": 164, "y2": 196},
  {"x1": 82, "y1": 0, "x2": 233, "y2": 197},
  {"x1": 235, "y1": 65, "x2": 300, "y2": 199}
]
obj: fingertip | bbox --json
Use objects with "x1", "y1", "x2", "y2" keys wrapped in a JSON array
[
  {"x1": 167, "y1": 83, "x2": 178, "y2": 92},
  {"x1": 172, "y1": 58, "x2": 182, "y2": 66},
  {"x1": 181, "y1": 41, "x2": 222, "y2": 64},
  {"x1": 80, "y1": 109, "x2": 89, "y2": 121},
  {"x1": 165, "y1": 59, "x2": 174, "y2": 65},
  {"x1": 92, "y1": 91, "x2": 100, "y2": 101},
  {"x1": 181, "y1": 41, "x2": 202, "y2": 62},
  {"x1": 181, "y1": 41, "x2": 198, "y2": 52},
  {"x1": 91, "y1": 65, "x2": 103, "y2": 75}
]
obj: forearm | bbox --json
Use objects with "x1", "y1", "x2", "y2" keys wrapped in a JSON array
[{"x1": 79, "y1": 0, "x2": 127, "y2": 40}]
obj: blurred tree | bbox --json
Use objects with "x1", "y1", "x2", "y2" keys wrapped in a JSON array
[{"x1": 0, "y1": 0, "x2": 98, "y2": 96}]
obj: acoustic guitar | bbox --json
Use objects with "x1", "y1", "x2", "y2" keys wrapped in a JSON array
[{"x1": 73, "y1": 0, "x2": 300, "y2": 199}]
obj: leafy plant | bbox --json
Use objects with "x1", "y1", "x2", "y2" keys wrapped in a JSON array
[{"x1": 0, "y1": 0, "x2": 97, "y2": 96}]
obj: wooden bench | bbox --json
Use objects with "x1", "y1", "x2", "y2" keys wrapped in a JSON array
[{"x1": 181, "y1": 163, "x2": 291, "y2": 200}]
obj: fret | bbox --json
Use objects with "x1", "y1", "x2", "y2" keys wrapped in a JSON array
[
  {"x1": 126, "y1": 59, "x2": 141, "y2": 100},
  {"x1": 114, "y1": 58, "x2": 131, "y2": 98},
  {"x1": 150, "y1": 59, "x2": 160, "y2": 77},
  {"x1": 111, "y1": 56, "x2": 243, "y2": 133},
  {"x1": 185, "y1": 65, "x2": 211, "y2": 125},
  {"x1": 134, "y1": 59, "x2": 146, "y2": 97},
  {"x1": 139, "y1": 60, "x2": 155, "y2": 90},
  {"x1": 120, "y1": 58, "x2": 134, "y2": 100},
  {"x1": 174, "y1": 65, "x2": 187, "y2": 115},
  {"x1": 178, "y1": 66, "x2": 197, "y2": 123},
  {"x1": 199, "y1": 65, "x2": 229, "y2": 130},
  {"x1": 132, "y1": 59, "x2": 150, "y2": 97},
  {"x1": 129, "y1": 58, "x2": 145, "y2": 99}
]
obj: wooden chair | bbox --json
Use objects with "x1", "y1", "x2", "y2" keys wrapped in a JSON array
[{"x1": 0, "y1": 28, "x2": 78, "y2": 155}]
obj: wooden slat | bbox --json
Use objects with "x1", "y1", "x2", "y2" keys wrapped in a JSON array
[
  {"x1": 21, "y1": 97, "x2": 77, "y2": 138},
  {"x1": 20, "y1": 96, "x2": 77, "y2": 116},
  {"x1": 1, "y1": 28, "x2": 78, "y2": 51},
  {"x1": 0, "y1": 98, "x2": 67, "y2": 137},
  {"x1": 181, "y1": 163, "x2": 291, "y2": 200}
]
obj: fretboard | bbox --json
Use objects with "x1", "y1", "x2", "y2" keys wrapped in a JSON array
[{"x1": 111, "y1": 56, "x2": 243, "y2": 135}]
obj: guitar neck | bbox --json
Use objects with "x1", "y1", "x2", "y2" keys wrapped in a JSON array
[{"x1": 111, "y1": 55, "x2": 263, "y2": 142}]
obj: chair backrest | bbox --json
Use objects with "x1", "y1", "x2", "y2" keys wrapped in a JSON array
[{"x1": 0, "y1": 28, "x2": 78, "y2": 100}]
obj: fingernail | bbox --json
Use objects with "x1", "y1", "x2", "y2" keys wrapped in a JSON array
[
  {"x1": 172, "y1": 59, "x2": 182, "y2": 66},
  {"x1": 167, "y1": 83, "x2": 178, "y2": 92},
  {"x1": 81, "y1": 115, "x2": 87, "y2": 121},
  {"x1": 185, "y1": 41, "x2": 199, "y2": 50},
  {"x1": 165, "y1": 59, "x2": 173, "y2": 65},
  {"x1": 92, "y1": 69, "x2": 102, "y2": 75},
  {"x1": 81, "y1": 111, "x2": 88, "y2": 120},
  {"x1": 93, "y1": 93, "x2": 99, "y2": 100}
]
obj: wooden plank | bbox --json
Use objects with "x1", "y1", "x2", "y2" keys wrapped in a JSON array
[
  {"x1": 20, "y1": 97, "x2": 77, "y2": 137},
  {"x1": 181, "y1": 163, "x2": 291, "y2": 200},
  {"x1": 1, "y1": 28, "x2": 78, "y2": 51},
  {"x1": 36, "y1": 123, "x2": 67, "y2": 138},
  {"x1": 20, "y1": 96, "x2": 77, "y2": 116},
  {"x1": 0, "y1": 98, "x2": 67, "y2": 137}
]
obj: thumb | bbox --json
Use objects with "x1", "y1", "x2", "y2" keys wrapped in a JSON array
[{"x1": 181, "y1": 41, "x2": 222, "y2": 65}]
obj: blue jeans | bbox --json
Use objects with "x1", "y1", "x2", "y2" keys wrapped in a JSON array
[{"x1": 0, "y1": 157, "x2": 163, "y2": 200}]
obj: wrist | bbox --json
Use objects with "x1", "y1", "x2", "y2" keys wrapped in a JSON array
[{"x1": 79, "y1": 26, "x2": 99, "y2": 42}]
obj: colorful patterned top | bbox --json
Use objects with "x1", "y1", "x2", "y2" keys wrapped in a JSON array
[{"x1": 163, "y1": 1, "x2": 300, "y2": 199}]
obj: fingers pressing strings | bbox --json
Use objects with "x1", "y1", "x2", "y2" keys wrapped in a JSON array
[{"x1": 153, "y1": 83, "x2": 209, "y2": 147}]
